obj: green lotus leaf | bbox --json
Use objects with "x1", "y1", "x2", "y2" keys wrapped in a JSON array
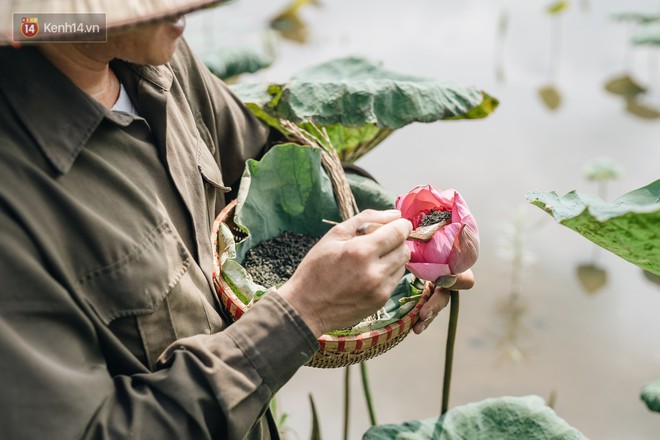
[
  {"x1": 633, "y1": 21, "x2": 660, "y2": 45},
  {"x1": 217, "y1": 222, "x2": 237, "y2": 264},
  {"x1": 611, "y1": 12, "x2": 660, "y2": 23},
  {"x1": 611, "y1": 12, "x2": 660, "y2": 45},
  {"x1": 233, "y1": 143, "x2": 337, "y2": 262},
  {"x1": 235, "y1": 56, "x2": 497, "y2": 128},
  {"x1": 643, "y1": 269, "x2": 660, "y2": 286},
  {"x1": 300, "y1": 121, "x2": 393, "y2": 163},
  {"x1": 202, "y1": 47, "x2": 271, "y2": 81},
  {"x1": 526, "y1": 180, "x2": 660, "y2": 275},
  {"x1": 547, "y1": 1, "x2": 569, "y2": 15},
  {"x1": 230, "y1": 56, "x2": 498, "y2": 162},
  {"x1": 362, "y1": 395, "x2": 587, "y2": 439},
  {"x1": 642, "y1": 379, "x2": 660, "y2": 412},
  {"x1": 221, "y1": 259, "x2": 266, "y2": 304}
]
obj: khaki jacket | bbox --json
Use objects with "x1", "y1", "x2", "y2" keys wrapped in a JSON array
[{"x1": 0, "y1": 41, "x2": 318, "y2": 439}]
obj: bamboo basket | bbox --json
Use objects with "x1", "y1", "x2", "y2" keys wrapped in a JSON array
[{"x1": 211, "y1": 199, "x2": 429, "y2": 369}]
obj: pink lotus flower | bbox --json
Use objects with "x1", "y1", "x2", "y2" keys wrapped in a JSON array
[{"x1": 396, "y1": 185, "x2": 480, "y2": 282}]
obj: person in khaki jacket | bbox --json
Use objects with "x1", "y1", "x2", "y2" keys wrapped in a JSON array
[{"x1": 0, "y1": 1, "x2": 473, "y2": 438}]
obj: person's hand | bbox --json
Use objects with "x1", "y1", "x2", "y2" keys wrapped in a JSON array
[
  {"x1": 278, "y1": 209, "x2": 412, "y2": 337},
  {"x1": 411, "y1": 269, "x2": 475, "y2": 335}
]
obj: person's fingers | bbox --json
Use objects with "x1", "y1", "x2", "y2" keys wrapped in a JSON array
[
  {"x1": 413, "y1": 270, "x2": 475, "y2": 334},
  {"x1": 357, "y1": 245, "x2": 408, "y2": 299},
  {"x1": 435, "y1": 269, "x2": 474, "y2": 291},
  {"x1": 333, "y1": 209, "x2": 402, "y2": 236},
  {"x1": 424, "y1": 286, "x2": 452, "y2": 318},
  {"x1": 434, "y1": 274, "x2": 457, "y2": 288},
  {"x1": 412, "y1": 286, "x2": 451, "y2": 334},
  {"x1": 331, "y1": 210, "x2": 412, "y2": 253},
  {"x1": 384, "y1": 265, "x2": 407, "y2": 295},
  {"x1": 376, "y1": 237, "x2": 411, "y2": 269},
  {"x1": 367, "y1": 218, "x2": 412, "y2": 257}
]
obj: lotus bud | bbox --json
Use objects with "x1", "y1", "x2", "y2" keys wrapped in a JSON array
[{"x1": 395, "y1": 185, "x2": 480, "y2": 283}]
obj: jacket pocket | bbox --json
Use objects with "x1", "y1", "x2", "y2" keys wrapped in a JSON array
[
  {"x1": 77, "y1": 220, "x2": 191, "y2": 326},
  {"x1": 197, "y1": 140, "x2": 230, "y2": 229}
]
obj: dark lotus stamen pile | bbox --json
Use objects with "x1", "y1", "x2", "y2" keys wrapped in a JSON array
[
  {"x1": 242, "y1": 231, "x2": 320, "y2": 287},
  {"x1": 419, "y1": 209, "x2": 451, "y2": 227}
]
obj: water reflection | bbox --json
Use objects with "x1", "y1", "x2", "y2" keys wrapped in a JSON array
[
  {"x1": 537, "y1": 2, "x2": 567, "y2": 111},
  {"x1": 609, "y1": 14, "x2": 660, "y2": 119},
  {"x1": 538, "y1": 84, "x2": 563, "y2": 110},
  {"x1": 493, "y1": 206, "x2": 539, "y2": 362},
  {"x1": 494, "y1": 292, "x2": 531, "y2": 363},
  {"x1": 576, "y1": 262, "x2": 608, "y2": 294},
  {"x1": 493, "y1": 8, "x2": 509, "y2": 84},
  {"x1": 604, "y1": 73, "x2": 647, "y2": 97},
  {"x1": 625, "y1": 97, "x2": 660, "y2": 119}
]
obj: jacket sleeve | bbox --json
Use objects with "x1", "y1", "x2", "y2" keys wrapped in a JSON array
[{"x1": 0, "y1": 210, "x2": 318, "y2": 439}]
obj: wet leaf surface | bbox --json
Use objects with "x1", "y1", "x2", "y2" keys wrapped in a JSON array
[
  {"x1": 632, "y1": 21, "x2": 660, "y2": 45},
  {"x1": 527, "y1": 180, "x2": 660, "y2": 275},
  {"x1": 362, "y1": 395, "x2": 587, "y2": 439},
  {"x1": 230, "y1": 57, "x2": 497, "y2": 161},
  {"x1": 641, "y1": 380, "x2": 660, "y2": 413}
]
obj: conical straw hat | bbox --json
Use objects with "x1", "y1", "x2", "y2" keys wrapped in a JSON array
[{"x1": 1, "y1": 0, "x2": 225, "y2": 45}]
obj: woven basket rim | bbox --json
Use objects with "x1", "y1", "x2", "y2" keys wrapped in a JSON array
[{"x1": 211, "y1": 199, "x2": 427, "y2": 367}]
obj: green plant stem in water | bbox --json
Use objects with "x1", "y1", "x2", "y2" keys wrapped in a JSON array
[
  {"x1": 360, "y1": 362, "x2": 378, "y2": 426},
  {"x1": 309, "y1": 394, "x2": 321, "y2": 440},
  {"x1": 441, "y1": 290, "x2": 460, "y2": 415},
  {"x1": 343, "y1": 365, "x2": 350, "y2": 440}
]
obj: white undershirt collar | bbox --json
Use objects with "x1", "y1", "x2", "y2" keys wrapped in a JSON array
[{"x1": 111, "y1": 81, "x2": 138, "y2": 115}]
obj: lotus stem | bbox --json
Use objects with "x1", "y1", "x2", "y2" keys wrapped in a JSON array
[
  {"x1": 343, "y1": 365, "x2": 350, "y2": 440},
  {"x1": 360, "y1": 362, "x2": 378, "y2": 426},
  {"x1": 441, "y1": 290, "x2": 460, "y2": 415}
]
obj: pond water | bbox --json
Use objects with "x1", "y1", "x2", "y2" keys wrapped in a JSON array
[{"x1": 186, "y1": 1, "x2": 660, "y2": 438}]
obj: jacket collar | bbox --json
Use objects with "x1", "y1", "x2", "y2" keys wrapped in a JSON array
[{"x1": 0, "y1": 46, "x2": 174, "y2": 175}]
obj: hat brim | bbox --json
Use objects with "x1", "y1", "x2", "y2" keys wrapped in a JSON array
[{"x1": 1, "y1": 0, "x2": 227, "y2": 45}]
